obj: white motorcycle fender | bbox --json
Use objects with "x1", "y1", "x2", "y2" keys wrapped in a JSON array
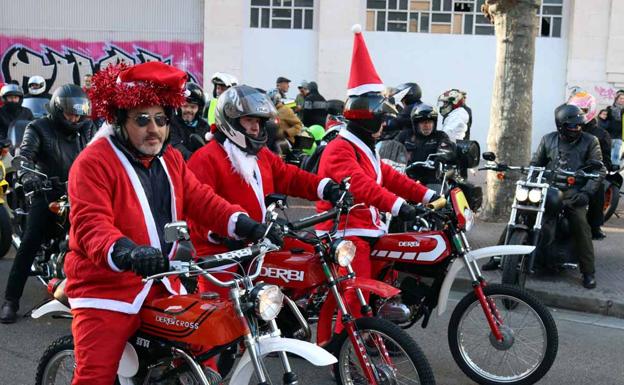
[
  {"x1": 229, "y1": 336, "x2": 337, "y2": 385},
  {"x1": 116, "y1": 342, "x2": 140, "y2": 382},
  {"x1": 30, "y1": 299, "x2": 71, "y2": 319},
  {"x1": 436, "y1": 245, "x2": 535, "y2": 316}
]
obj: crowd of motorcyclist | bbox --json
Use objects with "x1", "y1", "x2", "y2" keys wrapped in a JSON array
[{"x1": 0, "y1": 36, "x2": 621, "y2": 385}]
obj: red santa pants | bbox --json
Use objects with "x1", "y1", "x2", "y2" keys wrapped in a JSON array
[
  {"x1": 334, "y1": 236, "x2": 372, "y2": 333},
  {"x1": 70, "y1": 284, "x2": 170, "y2": 385}
]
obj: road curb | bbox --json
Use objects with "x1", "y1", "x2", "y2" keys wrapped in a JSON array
[{"x1": 453, "y1": 277, "x2": 624, "y2": 319}]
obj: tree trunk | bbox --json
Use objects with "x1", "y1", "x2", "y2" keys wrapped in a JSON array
[{"x1": 481, "y1": 0, "x2": 540, "y2": 221}]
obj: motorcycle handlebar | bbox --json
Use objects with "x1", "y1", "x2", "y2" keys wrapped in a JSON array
[{"x1": 288, "y1": 207, "x2": 339, "y2": 231}]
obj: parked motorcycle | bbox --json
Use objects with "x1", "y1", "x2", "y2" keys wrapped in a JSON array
[
  {"x1": 33, "y1": 220, "x2": 337, "y2": 385},
  {"x1": 371, "y1": 187, "x2": 558, "y2": 385},
  {"x1": 259, "y1": 188, "x2": 435, "y2": 385},
  {"x1": 479, "y1": 152, "x2": 604, "y2": 289}
]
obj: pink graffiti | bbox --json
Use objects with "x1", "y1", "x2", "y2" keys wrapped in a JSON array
[
  {"x1": 1, "y1": 35, "x2": 203, "y2": 94},
  {"x1": 594, "y1": 86, "x2": 619, "y2": 103}
]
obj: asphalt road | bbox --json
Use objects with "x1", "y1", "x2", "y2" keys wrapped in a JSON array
[{"x1": 1, "y1": 256, "x2": 623, "y2": 385}]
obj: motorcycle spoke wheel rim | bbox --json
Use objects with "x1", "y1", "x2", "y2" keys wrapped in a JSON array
[
  {"x1": 42, "y1": 350, "x2": 75, "y2": 385},
  {"x1": 338, "y1": 329, "x2": 422, "y2": 385},
  {"x1": 456, "y1": 294, "x2": 547, "y2": 382}
]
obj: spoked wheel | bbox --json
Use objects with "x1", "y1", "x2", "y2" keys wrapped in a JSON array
[
  {"x1": 448, "y1": 284, "x2": 558, "y2": 385},
  {"x1": 35, "y1": 335, "x2": 76, "y2": 385},
  {"x1": 332, "y1": 317, "x2": 435, "y2": 385}
]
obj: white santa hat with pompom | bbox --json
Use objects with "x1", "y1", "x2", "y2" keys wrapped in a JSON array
[{"x1": 347, "y1": 24, "x2": 384, "y2": 96}]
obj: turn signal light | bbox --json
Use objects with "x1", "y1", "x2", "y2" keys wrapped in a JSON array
[
  {"x1": 48, "y1": 201, "x2": 62, "y2": 215},
  {"x1": 567, "y1": 176, "x2": 576, "y2": 185},
  {"x1": 496, "y1": 172, "x2": 505, "y2": 180}
]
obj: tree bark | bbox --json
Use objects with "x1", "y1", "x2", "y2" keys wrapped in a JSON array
[{"x1": 481, "y1": 0, "x2": 540, "y2": 221}]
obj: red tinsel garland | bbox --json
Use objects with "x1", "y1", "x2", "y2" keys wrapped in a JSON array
[{"x1": 88, "y1": 63, "x2": 186, "y2": 122}]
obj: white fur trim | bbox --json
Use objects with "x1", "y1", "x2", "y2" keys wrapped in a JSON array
[
  {"x1": 222, "y1": 140, "x2": 266, "y2": 221},
  {"x1": 347, "y1": 83, "x2": 385, "y2": 97},
  {"x1": 352, "y1": 24, "x2": 362, "y2": 34},
  {"x1": 89, "y1": 122, "x2": 115, "y2": 145},
  {"x1": 69, "y1": 280, "x2": 154, "y2": 314},
  {"x1": 205, "y1": 131, "x2": 214, "y2": 142},
  {"x1": 339, "y1": 129, "x2": 382, "y2": 184},
  {"x1": 317, "y1": 178, "x2": 331, "y2": 200},
  {"x1": 391, "y1": 197, "x2": 406, "y2": 217},
  {"x1": 423, "y1": 189, "x2": 436, "y2": 204},
  {"x1": 228, "y1": 212, "x2": 245, "y2": 239},
  {"x1": 107, "y1": 242, "x2": 123, "y2": 272},
  {"x1": 106, "y1": 138, "x2": 160, "y2": 249}
]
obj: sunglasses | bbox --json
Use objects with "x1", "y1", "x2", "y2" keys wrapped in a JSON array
[{"x1": 132, "y1": 113, "x2": 169, "y2": 127}]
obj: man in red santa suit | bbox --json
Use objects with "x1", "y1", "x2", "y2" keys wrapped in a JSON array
[
  {"x1": 315, "y1": 25, "x2": 445, "y2": 327},
  {"x1": 64, "y1": 62, "x2": 282, "y2": 385},
  {"x1": 187, "y1": 85, "x2": 349, "y2": 292}
]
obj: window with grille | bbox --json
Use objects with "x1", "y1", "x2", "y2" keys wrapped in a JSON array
[
  {"x1": 250, "y1": 0, "x2": 314, "y2": 30},
  {"x1": 366, "y1": 0, "x2": 563, "y2": 37}
]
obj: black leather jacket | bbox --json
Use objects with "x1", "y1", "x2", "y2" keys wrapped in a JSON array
[
  {"x1": 0, "y1": 105, "x2": 33, "y2": 139},
  {"x1": 531, "y1": 131, "x2": 606, "y2": 195},
  {"x1": 20, "y1": 115, "x2": 96, "y2": 187},
  {"x1": 169, "y1": 115, "x2": 210, "y2": 160},
  {"x1": 397, "y1": 129, "x2": 450, "y2": 184}
]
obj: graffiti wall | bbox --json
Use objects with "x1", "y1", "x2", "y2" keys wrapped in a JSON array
[{"x1": 0, "y1": 36, "x2": 203, "y2": 95}]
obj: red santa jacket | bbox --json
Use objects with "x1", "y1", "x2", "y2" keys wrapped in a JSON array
[
  {"x1": 187, "y1": 139, "x2": 328, "y2": 256},
  {"x1": 316, "y1": 129, "x2": 435, "y2": 237},
  {"x1": 64, "y1": 136, "x2": 244, "y2": 314}
]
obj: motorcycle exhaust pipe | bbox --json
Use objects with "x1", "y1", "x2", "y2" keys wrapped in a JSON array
[{"x1": 172, "y1": 347, "x2": 222, "y2": 385}]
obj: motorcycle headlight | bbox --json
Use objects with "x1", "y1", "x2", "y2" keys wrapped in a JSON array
[
  {"x1": 528, "y1": 188, "x2": 542, "y2": 203},
  {"x1": 331, "y1": 239, "x2": 356, "y2": 267},
  {"x1": 252, "y1": 284, "x2": 284, "y2": 321},
  {"x1": 515, "y1": 186, "x2": 529, "y2": 202}
]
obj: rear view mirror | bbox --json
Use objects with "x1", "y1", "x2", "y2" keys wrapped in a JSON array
[
  {"x1": 265, "y1": 193, "x2": 288, "y2": 209},
  {"x1": 164, "y1": 221, "x2": 190, "y2": 243},
  {"x1": 482, "y1": 152, "x2": 496, "y2": 162}
]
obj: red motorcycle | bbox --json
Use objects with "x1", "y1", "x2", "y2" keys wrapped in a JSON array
[
  {"x1": 33, "y1": 220, "x2": 336, "y2": 385},
  {"x1": 369, "y1": 188, "x2": 559, "y2": 385},
  {"x1": 259, "y1": 191, "x2": 435, "y2": 385}
]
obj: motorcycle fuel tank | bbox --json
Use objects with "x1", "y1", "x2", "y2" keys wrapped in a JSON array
[
  {"x1": 371, "y1": 231, "x2": 451, "y2": 265},
  {"x1": 259, "y1": 238, "x2": 325, "y2": 289},
  {"x1": 139, "y1": 294, "x2": 246, "y2": 348}
]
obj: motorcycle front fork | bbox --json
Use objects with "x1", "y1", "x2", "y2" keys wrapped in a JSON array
[{"x1": 459, "y1": 232, "x2": 505, "y2": 342}]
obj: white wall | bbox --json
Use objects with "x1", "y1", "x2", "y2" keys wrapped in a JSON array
[
  {"x1": 322, "y1": 32, "x2": 568, "y2": 151},
  {"x1": 241, "y1": 28, "x2": 318, "y2": 96}
]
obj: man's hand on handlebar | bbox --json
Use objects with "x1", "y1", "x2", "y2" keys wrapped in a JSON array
[
  {"x1": 111, "y1": 238, "x2": 170, "y2": 278},
  {"x1": 235, "y1": 214, "x2": 284, "y2": 247},
  {"x1": 21, "y1": 173, "x2": 44, "y2": 194},
  {"x1": 322, "y1": 180, "x2": 354, "y2": 209}
]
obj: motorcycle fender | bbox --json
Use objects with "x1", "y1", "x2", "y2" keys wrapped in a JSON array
[
  {"x1": 117, "y1": 342, "x2": 139, "y2": 377},
  {"x1": 228, "y1": 336, "x2": 337, "y2": 385},
  {"x1": 436, "y1": 245, "x2": 535, "y2": 316},
  {"x1": 30, "y1": 299, "x2": 71, "y2": 319},
  {"x1": 316, "y1": 277, "x2": 400, "y2": 346}
]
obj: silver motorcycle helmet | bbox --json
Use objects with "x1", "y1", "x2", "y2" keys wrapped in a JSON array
[
  {"x1": 215, "y1": 85, "x2": 277, "y2": 155},
  {"x1": 28, "y1": 75, "x2": 46, "y2": 96}
]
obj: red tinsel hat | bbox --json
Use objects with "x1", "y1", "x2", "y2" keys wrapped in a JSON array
[
  {"x1": 89, "y1": 61, "x2": 188, "y2": 122},
  {"x1": 347, "y1": 24, "x2": 384, "y2": 96}
]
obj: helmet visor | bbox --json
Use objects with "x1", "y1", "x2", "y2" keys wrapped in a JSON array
[
  {"x1": 57, "y1": 97, "x2": 91, "y2": 116},
  {"x1": 219, "y1": 87, "x2": 277, "y2": 120}
]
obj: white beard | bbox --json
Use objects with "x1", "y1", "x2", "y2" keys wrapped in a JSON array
[
  {"x1": 223, "y1": 139, "x2": 258, "y2": 186},
  {"x1": 89, "y1": 122, "x2": 115, "y2": 145}
]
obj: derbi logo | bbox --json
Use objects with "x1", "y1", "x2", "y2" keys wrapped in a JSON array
[
  {"x1": 398, "y1": 241, "x2": 420, "y2": 248},
  {"x1": 260, "y1": 267, "x2": 305, "y2": 283}
]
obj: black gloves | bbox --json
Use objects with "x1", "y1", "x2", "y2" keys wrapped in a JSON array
[
  {"x1": 398, "y1": 203, "x2": 418, "y2": 221},
  {"x1": 111, "y1": 238, "x2": 169, "y2": 278},
  {"x1": 21, "y1": 173, "x2": 43, "y2": 194},
  {"x1": 322, "y1": 181, "x2": 354, "y2": 207},
  {"x1": 566, "y1": 191, "x2": 590, "y2": 207},
  {"x1": 235, "y1": 214, "x2": 284, "y2": 247}
]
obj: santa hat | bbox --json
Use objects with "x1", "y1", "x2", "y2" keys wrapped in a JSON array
[
  {"x1": 89, "y1": 61, "x2": 187, "y2": 122},
  {"x1": 347, "y1": 24, "x2": 384, "y2": 96}
]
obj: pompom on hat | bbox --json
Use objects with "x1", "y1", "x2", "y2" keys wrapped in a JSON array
[
  {"x1": 347, "y1": 24, "x2": 384, "y2": 96},
  {"x1": 89, "y1": 61, "x2": 187, "y2": 122}
]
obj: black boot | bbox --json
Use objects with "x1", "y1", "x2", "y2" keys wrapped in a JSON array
[
  {"x1": 582, "y1": 273, "x2": 596, "y2": 289},
  {"x1": 0, "y1": 301, "x2": 18, "y2": 324},
  {"x1": 481, "y1": 257, "x2": 500, "y2": 271},
  {"x1": 591, "y1": 227, "x2": 606, "y2": 240}
]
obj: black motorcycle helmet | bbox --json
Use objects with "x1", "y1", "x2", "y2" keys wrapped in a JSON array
[
  {"x1": 0, "y1": 84, "x2": 24, "y2": 105},
  {"x1": 410, "y1": 103, "x2": 438, "y2": 135},
  {"x1": 555, "y1": 103, "x2": 584, "y2": 142},
  {"x1": 343, "y1": 92, "x2": 398, "y2": 134},
  {"x1": 184, "y1": 82, "x2": 206, "y2": 112},
  {"x1": 326, "y1": 99, "x2": 345, "y2": 116},
  {"x1": 394, "y1": 82, "x2": 422, "y2": 106},
  {"x1": 48, "y1": 84, "x2": 91, "y2": 132},
  {"x1": 215, "y1": 85, "x2": 277, "y2": 155}
]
